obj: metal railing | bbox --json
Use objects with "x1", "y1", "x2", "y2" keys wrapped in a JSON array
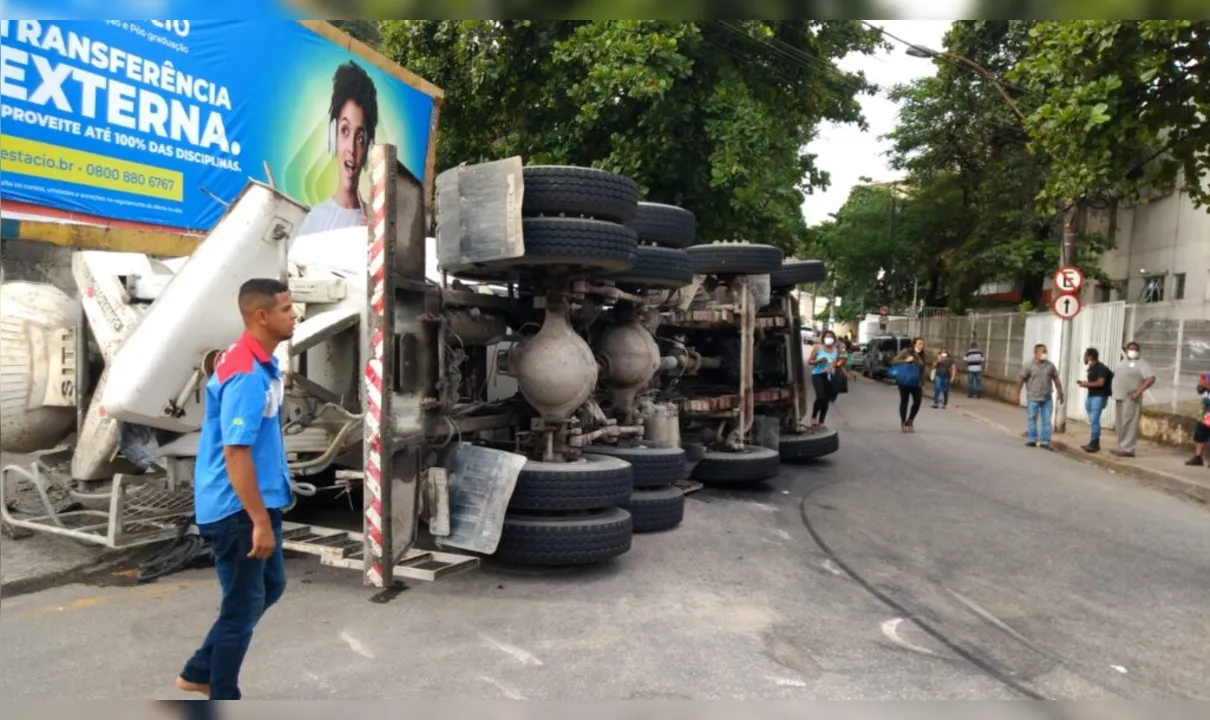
[{"x1": 895, "y1": 299, "x2": 1210, "y2": 420}]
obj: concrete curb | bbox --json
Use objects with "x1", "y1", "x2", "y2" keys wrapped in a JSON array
[
  {"x1": 957, "y1": 408, "x2": 1209, "y2": 507},
  {"x1": 0, "y1": 546, "x2": 142, "y2": 599}
]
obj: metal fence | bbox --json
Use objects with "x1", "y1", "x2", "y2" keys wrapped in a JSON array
[
  {"x1": 887, "y1": 298, "x2": 1210, "y2": 425},
  {"x1": 1126, "y1": 300, "x2": 1210, "y2": 417}
]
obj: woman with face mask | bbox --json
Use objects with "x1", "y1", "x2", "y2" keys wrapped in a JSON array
[{"x1": 807, "y1": 330, "x2": 840, "y2": 428}]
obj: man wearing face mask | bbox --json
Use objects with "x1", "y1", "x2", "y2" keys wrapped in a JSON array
[
  {"x1": 1111, "y1": 341, "x2": 1156, "y2": 458},
  {"x1": 1017, "y1": 343, "x2": 1064, "y2": 450},
  {"x1": 807, "y1": 330, "x2": 839, "y2": 428}
]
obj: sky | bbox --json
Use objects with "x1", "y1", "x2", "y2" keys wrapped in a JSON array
[{"x1": 800, "y1": 14, "x2": 964, "y2": 226}]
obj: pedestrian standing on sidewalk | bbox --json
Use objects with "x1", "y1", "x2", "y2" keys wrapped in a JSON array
[
  {"x1": 1111, "y1": 341, "x2": 1156, "y2": 458},
  {"x1": 964, "y1": 341, "x2": 985, "y2": 399},
  {"x1": 808, "y1": 329, "x2": 839, "y2": 428},
  {"x1": 176, "y1": 279, "x2": 296, "y2": 701},
  {"x1": 892, "y1": 337, "x2": 927, "y2": 433},
  {"x1": 1077, "y1": 347, "x2": 1113, "y2": 453},
  {"x1": 1185, "y1": 371, "x2": 1210, "y2": 467},
  {"x1": 931, "y1": 348, "x2": 956, "y2": 409},
  {"x1": 1017, "y1": 343, "x2": 1064, "y2": 450}
]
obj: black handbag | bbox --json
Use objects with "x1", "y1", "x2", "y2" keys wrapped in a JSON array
[{"x1": 830, "y1": 372, "x2": 848, "y2": 398}]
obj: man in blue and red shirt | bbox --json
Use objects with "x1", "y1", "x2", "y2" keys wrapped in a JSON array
[{"x1": 176, "y1": 278, "x2": 296, "y2": 701}]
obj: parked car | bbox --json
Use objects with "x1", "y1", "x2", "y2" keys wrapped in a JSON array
[
  {"x1": 863, "y1": 334, "x2": 913, "y2": 379},
  {"x1": 849, "y1": 344, "x2": 867, "y2": 371}
]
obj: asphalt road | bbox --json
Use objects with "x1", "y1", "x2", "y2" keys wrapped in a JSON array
[{"x1": 1, "y1": 380, "x2": 1207, "y2": 700}]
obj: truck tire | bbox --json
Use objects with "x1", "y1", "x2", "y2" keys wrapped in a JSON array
[
  {"x1": 507, "y1": 454, "x2": 633, "y2": 512},
  {"x1": 585, "y1": 444, "x2": 684, "y2": 489},
  {"x1": 518, "y1": 217, "x2": 637, "y2": 272},
  {"x1": 494, "y1": 507, "x2": 633, "y2": 565},
  {"x1": 621, "y1": 486, "x2": 685, "y2": 533},
  {"x1": 627, "y1": 202, "x2": 695, "y2": 248},
  {"x1": 522, "y1": 166, "x2": 639, "y2": 224},
  {"x1": 605, "y1": 245, "x2": 694, "y2": 289},
  {"x1": 691, "y1": 445, "x2": 780, "y2": 485},
  {"x1": 686, "y1": 243, "x2": 783, "y2": 276},
  {"x1": 779, "y1": 429, "x2": 839, "y2": 462},
  {"x1": 770, "y1": 259, "x2": 827, "y2": 288},
  {"x1": 682, "y1": 442, "x2": 706, "y2": 481}
]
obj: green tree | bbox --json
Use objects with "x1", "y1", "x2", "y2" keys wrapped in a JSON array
[
  {"x1": 326, "y1": 0, "x2": 882, "y2": 21},
  {"x1": 846, "y1": 21, "x2": 1111, "y2": 311},
  {"x1": 816, "y1": 176, "x2": 973, "y2": 318},
  {"x1": 331, "y1": 20, "x2": 382, "y2": 48},
  {"x1": 1010, "y1": 20, "x2": 1210, "y2": 210},
  {"x1": 882, "y1": 21, "x2": 1066, "y2": 310},
  {"x1": 378, "y1": 20, "x2": 884, "y2": 252}
]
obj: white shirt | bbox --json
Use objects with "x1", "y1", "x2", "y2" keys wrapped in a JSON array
[{"x1": 298, "y1": 198, "x2": 367, "y2": 237}]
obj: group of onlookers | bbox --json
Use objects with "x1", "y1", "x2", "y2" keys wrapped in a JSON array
[{"x1": 881, "y1": 337, "x2": 1208, "y2": 467}]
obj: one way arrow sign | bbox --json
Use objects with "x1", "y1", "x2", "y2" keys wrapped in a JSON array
[{"x1": 1052, "y1": 293, "x2": 1082, "y2": 320}]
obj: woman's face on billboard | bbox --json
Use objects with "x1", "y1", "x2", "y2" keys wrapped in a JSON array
[{"x1": 336, "y1": 99, "x2": 368, "y2": 194}]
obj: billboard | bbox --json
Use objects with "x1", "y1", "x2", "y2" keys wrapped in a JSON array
[{"x1": 0, "y1": 19, "x2": 438, "y2": 233}]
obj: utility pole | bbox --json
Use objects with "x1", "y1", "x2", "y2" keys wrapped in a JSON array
[
  {"x1": 1054, "y1": 202, "x2": 1080, "y2": 434},
  {"x1": 906, "y1": 41, "x2": 1084, "y2": 426}
]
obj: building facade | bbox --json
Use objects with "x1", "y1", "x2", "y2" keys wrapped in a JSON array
[{"x1": 1085, "y1": 178, "x2": 1210, "y2": 305}]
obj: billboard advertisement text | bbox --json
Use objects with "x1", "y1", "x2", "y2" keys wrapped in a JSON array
[{"x1": 0, "y1": 19, "x2": 436, "y2": 232}]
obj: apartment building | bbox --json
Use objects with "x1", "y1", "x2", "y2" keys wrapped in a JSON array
[{"x1": 1084, "y1": 179, "x2": 1210, "y2": 305}]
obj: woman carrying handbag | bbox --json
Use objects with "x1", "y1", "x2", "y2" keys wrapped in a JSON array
[{"x1": 808, "y1": 330, "x2": 841, "y2": 429}]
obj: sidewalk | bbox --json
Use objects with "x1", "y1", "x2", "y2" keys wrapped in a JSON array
[{"x1": 947, "y1": 393, "x2": 1210, "y2": 506}]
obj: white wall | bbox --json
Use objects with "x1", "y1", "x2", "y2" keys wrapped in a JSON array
[{"x1": 1086, "y1": 177, "x2": 1210, "y2": 304}]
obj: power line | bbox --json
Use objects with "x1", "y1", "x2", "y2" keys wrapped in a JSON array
[
  {"x1": 701, "y1": 33, "x2": 830, "y2": 93},
  {"x1": 713, "y1": 21, "x2": 874, "y2": 98}
]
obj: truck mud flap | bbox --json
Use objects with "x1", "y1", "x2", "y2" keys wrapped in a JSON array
[{"x1": 434, "y1": 442, "x2": 527, "y2": 555}]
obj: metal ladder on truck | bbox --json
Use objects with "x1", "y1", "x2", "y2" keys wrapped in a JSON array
[{"x1": 277, "y1": 144, "x2": 479, "y2": 587}]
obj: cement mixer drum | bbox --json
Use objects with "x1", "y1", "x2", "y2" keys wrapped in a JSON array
[{"x1": 0, "y1": 282, "x2": 81, "y2": 454}]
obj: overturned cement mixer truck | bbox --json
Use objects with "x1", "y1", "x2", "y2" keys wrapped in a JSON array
[{"x1": 0, "y1": 148, "x2": 837, "y2": 587}]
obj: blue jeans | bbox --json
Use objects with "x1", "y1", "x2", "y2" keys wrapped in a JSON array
[
  {"x1": 1085, "y1": 395, "x2": 1107, "y2": 442},
  {"x1": 181, "y1": 509, "x2": 286, "y2": 700},
  {"x1": 933, "y1": 376, "x2": 951, "y2": 406},
  {"x1": 1026, "y1": 396, "x2": 1054, "y2": 445},
  {"x1": 968, "y1": 372, "x2": 983, "y2": 398}
]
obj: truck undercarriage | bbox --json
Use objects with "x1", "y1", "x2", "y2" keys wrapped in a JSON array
[{"x1": 0, "y1": 146, "x2": 838, "y2": 587}]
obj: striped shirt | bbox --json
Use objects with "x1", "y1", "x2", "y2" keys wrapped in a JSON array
[{"x1": 964, "y1": 349, "x2": 985, "y2": 373}]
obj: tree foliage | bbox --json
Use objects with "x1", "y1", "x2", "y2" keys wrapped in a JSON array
[
  {"x1": 816, "y1": 20, "x2": 1175, "y2": 316},
  {"x1": 818, "y1": 22, "x2": 1059, "y2": 314},
  {"x1": 329, "y1": 0, "x2": 883, "y2": 21},
  {"x1": 1010, "y1": 20, "x2": 1210, "y2": 209},
  {"x1": 331, "y1": 20, "x2": 382, "y2": 47},
  {"x1": 378, "y1": 20, "x2": 883, "y2": 252}
]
